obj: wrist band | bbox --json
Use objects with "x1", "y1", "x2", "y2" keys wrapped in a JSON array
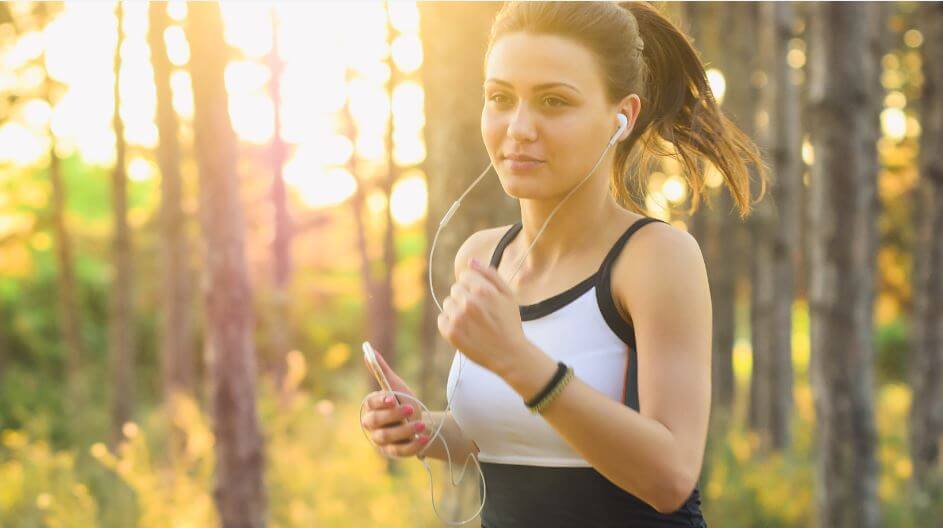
[
  {"x1": 525, "y1": 361, "x2": 567, "y2": 407},
  {"x1": 525, "y1": 361, "x2": 574, "y2": 414},
  {"x1": 532, "y1": 365, "x2": 573, "y2": 414}
]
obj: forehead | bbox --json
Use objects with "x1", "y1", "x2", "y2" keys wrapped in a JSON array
[{"x1": 485, "y1": 32, "x2": 603, "y2": 93}]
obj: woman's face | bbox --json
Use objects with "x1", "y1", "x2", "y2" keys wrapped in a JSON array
[{"x1": 482, "y1": 32, "x2": 628, "y2": 201}]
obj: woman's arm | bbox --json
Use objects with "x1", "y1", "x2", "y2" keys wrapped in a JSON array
[
  {"x1": 417, "y1": 410, "x2": 480, "y2": 463},
  {"x1": 496, "y1": 224, "x2": 712, "y2": 514}
]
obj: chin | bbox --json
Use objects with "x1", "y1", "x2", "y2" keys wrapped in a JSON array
[{"x1": 497, "y1": 172, "x2": 557, "y2": 200}]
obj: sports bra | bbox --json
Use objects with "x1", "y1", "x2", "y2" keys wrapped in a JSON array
[{"x1": 446, "y1": 216, "x2": 667, "y2": 466}]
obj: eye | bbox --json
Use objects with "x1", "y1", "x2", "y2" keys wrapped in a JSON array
[
  {"x1": 543, "y1": 96, "x2": 567, "y2": 107},
  {"x1": 487, "y1": 93, "x2": 512, "y2": 105}
]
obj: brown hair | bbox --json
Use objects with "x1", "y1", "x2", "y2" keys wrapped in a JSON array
[{"x1": 485, "y1": 1, "x2": 768, "y2": 218}]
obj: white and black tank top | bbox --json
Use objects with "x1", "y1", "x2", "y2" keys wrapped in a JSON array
[{"x1": 446, "y1": 217, "x2": 707, "y2": 527}]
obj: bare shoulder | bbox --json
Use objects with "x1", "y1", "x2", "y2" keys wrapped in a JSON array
[
  {"x1": 611, "y1": 220, "x2": 709, "y2": 325},
  {"x1": 453, "y1": 224, "x2": 517, "y2": 281}
]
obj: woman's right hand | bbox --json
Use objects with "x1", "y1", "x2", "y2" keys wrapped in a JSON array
[{"x1": 361, "y1": 348, "x2": 431, "y2": 458}]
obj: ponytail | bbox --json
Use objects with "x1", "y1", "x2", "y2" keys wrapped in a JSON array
[{"x1": 619, "y1": 1, "x2": 767, "y2": 217}]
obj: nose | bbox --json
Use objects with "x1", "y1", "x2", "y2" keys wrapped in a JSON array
[{"x1": 506, "y1": 104, "x2": 538, "y2": 143}]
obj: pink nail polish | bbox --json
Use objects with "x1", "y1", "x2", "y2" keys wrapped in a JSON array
[{"x1": 403, "y1": 405, "x2": 414, "y2": 416}]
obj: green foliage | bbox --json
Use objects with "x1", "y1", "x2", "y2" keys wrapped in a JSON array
[{"x1": 0, "y1": 430, "x2": 99, "y2": 528}]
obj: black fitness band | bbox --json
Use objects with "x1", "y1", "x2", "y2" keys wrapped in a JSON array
[{"x1": 524, "y1": 361, "x2": 569, "y2": 408}]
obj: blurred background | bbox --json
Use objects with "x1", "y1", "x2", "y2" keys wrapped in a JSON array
[{"x1": 0, "y1": 1, "x2": 940, "y2": 526}]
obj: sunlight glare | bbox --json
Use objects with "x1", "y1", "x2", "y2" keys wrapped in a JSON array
[
  {"x1": 662, "y1": 175, "x2": 688, "y2": 204},
  {"x1": 164, "y1": 26, "x2": 189, "y2": 67},
  {"x1": 128, "y1": 157, "x2": 154, "y2": 182},
  {"x1": 170, "y1": 70, "x2": 193, "y2": 118},
  {"x1": 167, "y1": 0, "x2": 187, "y2": 22},
  {"x1": 706, "y1": 68, "x2": 726, "y2": 105},
  {"x1": 219, "y1": 2, "x2": 272, "y2": 59},
  {"x1": 284, "y1": 162, "x2": 358, "y2": 209},
  {"x1": 0, "y1": 123, "x2": 48, "y2": 165},
  {"x1": 881, "y1": 108, "x2": 907, "y2": 141},
  {"x1": 391, "y1": 34, "x2": 423, "y2": 74},
  {"x1": 390, "y1": 172, "x2": 427, "y2": 226},
  {"x1": 388, "y1": 2, "x2": 420, "y2": 33}
]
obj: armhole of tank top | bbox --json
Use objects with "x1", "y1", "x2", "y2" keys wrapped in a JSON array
[{"x1": 595, "y1": 217, "x2": 668, "y2": 349}]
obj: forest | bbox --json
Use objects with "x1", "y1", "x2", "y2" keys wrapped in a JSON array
[{"x1": 0, "y1": 1, "x2": 940, "y2": 527}]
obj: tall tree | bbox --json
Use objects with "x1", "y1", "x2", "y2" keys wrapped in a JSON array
[
  {"x1": 35, "y1": 3, "x2": 85, "y2": 400},
  {"x1": 347, "y1": 3, "x2": 401, "y2": 394},
  {"x1": 751, "y1": 1, "x2": 800, "y2": 452},
  {"x1": 682, "y1": 2, "x2": 739, "y2": 425},
  {"x1": 109, "y1": 0, "x2": 135, "y2": 446},
  {"x1": 266, "y1": 7, "x2": 292, "y2": 392},
  {"x1": 148, "y1": 0, "x2": 195, "y2": 403},
  {"x1": 807, "y1": 3, "x2": 882, "y2": 527},
  {"x1": 186, "y1": 4, "x2": 266, "y2": 526},
  {"x1": 371, "y1": 1, "x2": 399, "y2": 373},
  {"x1": 417, "y1": 2, "x2": 517, "y2": 407},
  {"x1": 909, "y1": 2, "x2": 943, "y2": 521}
]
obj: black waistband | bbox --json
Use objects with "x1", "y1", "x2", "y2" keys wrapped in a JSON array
[{"x1": 478, "y1": 462, "x2": 707, "y2": 528}]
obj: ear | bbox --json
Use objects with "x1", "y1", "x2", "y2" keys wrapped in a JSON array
[{"x1": 616, "y1": 93, "x2": 642, "y2": 142}]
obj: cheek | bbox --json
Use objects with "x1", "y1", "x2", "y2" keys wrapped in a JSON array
[{"x1": 481, "y1": 110, "x2": 505, "y2": 150}]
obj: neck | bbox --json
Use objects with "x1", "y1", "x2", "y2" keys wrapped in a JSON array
[{"x1": 512, "y1": 169, "x2": 621, "y2": 276}]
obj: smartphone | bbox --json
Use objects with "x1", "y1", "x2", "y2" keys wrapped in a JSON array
[
  {"x1": 363, "y1": 341, "x2": 413, "y2": 444},
  {"x1": 363, "y1": 341, "x2": 400, "y2": 406}
]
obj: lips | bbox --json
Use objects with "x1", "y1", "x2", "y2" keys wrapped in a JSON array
[{"x1": 503, "y1": 153, "x2": 544, "y2": 162}]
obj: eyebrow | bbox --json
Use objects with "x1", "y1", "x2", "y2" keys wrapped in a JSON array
[{"x1": 484, "y1": 78, "x2": 582, "y2": 94}]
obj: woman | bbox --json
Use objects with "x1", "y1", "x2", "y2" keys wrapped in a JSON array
[{"x1": 361, "y1": 2, "x2": 766, "y2": 526}]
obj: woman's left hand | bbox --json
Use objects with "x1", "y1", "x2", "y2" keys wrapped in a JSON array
[{"x1": 437, "y1": 257, "x2": 527, "y2": 377}]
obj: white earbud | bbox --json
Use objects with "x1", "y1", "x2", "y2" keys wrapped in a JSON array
[{"x1": 609, "y1": 113, "x2": 629, "y2": 146}]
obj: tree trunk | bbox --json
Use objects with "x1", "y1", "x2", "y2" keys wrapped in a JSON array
[
  {"x1": 110, "y1": 1, "x2": 135, "y2": 447},
  {"x1": 186, "y1": 4, "x2": 266, "y2": 527},
  {"x1": 341, "y1": 82, "x2": 379, "y2": 396},
  {"x1": 683, "y1": 2, "x2": 738, "y2": 426},
  {"x1": 909, "y1": 2, "x2": 943, "y2": 520},
  {"x1": 42, "y1": 25, "x2": 84, "y2": 399},
  {"x1": 148, "y1": 0, "x2": 194, "y2": 403},
  {"x1": 417, "y1": 2, "x2": 518, "y2": 409},
  {"x1": 807, "y1": 4, "x2": 882, "y2": 527},
  {"x1": 267, "y1": 8, "x2": 292, "y2": 393},
  {"x1": 366, "y1": 2, "x2": 399, "y2": 379},
  {"x1": 752, "y1": 1, "x2": 800, "y2": 453}
]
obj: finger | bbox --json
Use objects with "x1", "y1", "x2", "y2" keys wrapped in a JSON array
[
  {"x1": 371, "y1": 346, "x2": 399, "y2": 383},
  {"x1": 384, "y1": 434, "x2": 431, "y2": 457},
  {"x1": 469, "y1": 257, "x2": 513, "y2": 296},
  {"x1": 457, "y1": 271, "x2": 497, "y2": 302},
  {"x1": 366, "y1": 403, "x2": 418, "y2": 429},
  {"x1": 442, "y1": 295, "x2": 457, "y2": 316},
  {"x1": 449, "y1": 281, "x2": 471, "y2": 302},
  {"x1": 365, "y1": 391, "x2": 391, "y2": 410},
  {"x1": 437, "y1": 311, "x2": 453, "y2": 341},
  {"x1": 373, "y1": 418, "x2": 427, "y2": 446}
]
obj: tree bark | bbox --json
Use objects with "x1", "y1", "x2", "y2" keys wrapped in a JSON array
[
  {"x1": 685, "y1": 2, "x2": 755, "y2": 422},
  {"x1": 752, "y1": 1, "x2": 800, "y2": 452},
  {"x1": 370, "y1": 2, "x2": 399, "y2": 378},
  {"x1": 267, "y1": 9, "x2": 292, "y2": 393},
  {"x1": 40, "y1": 3, "x2": 84, "y2": 399},
  {"x1": 909, "y1": 2, "x2": 943, "y2": 520},
  {"x1": 186, "y1": 4, "x2": 266, "y2": 527},
  {"x1": 418, "y1": 2, "x2": 518, "y2": 408},
  {"x1": 807, "y1": 3, "x2": 882, "y2": 527},
  {"x1": 148, "y1": 0, "x2": 194, "y2": 403},
  {"x1": 110, "y1": 1, "x2": 135, "y2": 447}
]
